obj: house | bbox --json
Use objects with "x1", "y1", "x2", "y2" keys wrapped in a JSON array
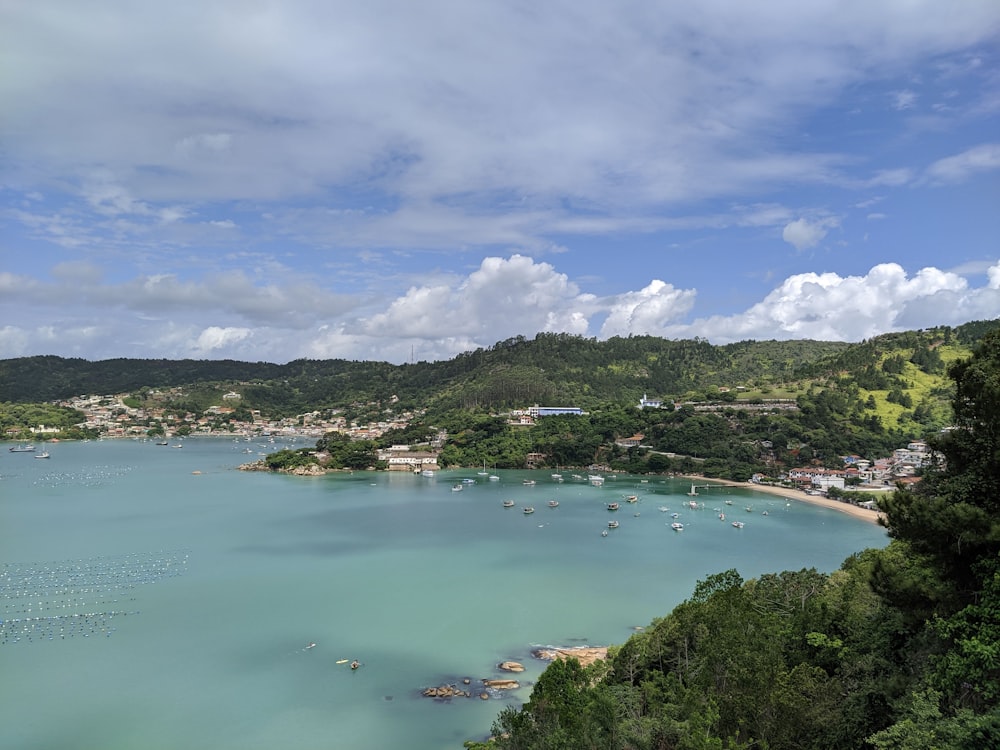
[{"x1": 638, "y1": 394, "x2": 662, "y2": 409}]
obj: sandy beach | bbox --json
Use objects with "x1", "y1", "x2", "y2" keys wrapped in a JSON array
[{"x1": 679, "y1": 476, "x2": 887, "y2": 525}]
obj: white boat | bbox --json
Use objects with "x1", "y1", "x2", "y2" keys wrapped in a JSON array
[
  {"x1": 34, "y1": 451, "x2": 50, "y2": 459},
  {"x1": 502, "y1": 499, "x2": 515, "y2": 508},
  {"x1": 522, "y1": 479, "x2": 536, "y2": 486},
  {"x1": 477, "y1": 460, "x2": 488, "y2": 476},
  {"x1": 607, "y1": 502, "x2": 620, "y2": 511},
  {"x1": 671, "y1": 522, "x2": 684, "y2": 531},
  {"x1": 523, "y1": 507, "x2": 535, "y2": 515},
  {"x1": 488, "y1": 474, "x2": 500, "y2": 481},
  {"x1": 451, "y1": 484, "x2": 464, "y2": 492},
  {"x1": 421, "y1": 469, "x2": 436, "y2": 477},
  {"x1": 601, "y1": 530, "x2": 609, "y2": 537},
  {"x1": 551, "y1": 473, "x2": 563, "y2": 480},
  {"x1": 732, "y1": 521, "x2": 745, "y2": 529},
  {"x1": 588, "y1": 474, "x2": 604, "y2": 485},
  {"x1": 547, "y1": 500, "x2": 559, "y2": 508},
  {"x1": 8, "y1": 444, "x2": 35, "y2": 452},
  {"x1": 625, "y1": 495, "x2": 638, "y2": 503},
  {"x1": 608, "y1": 520, "x2": 619, "y2": 529}
]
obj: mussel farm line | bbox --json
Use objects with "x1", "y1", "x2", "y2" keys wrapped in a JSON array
[{"x1": 0, "y1": 550, "x2": 187, "y2": 645}]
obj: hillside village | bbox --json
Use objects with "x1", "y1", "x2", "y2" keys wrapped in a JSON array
[{"x1": 7, "y1": 389, "x2": 939, "y2": 497}]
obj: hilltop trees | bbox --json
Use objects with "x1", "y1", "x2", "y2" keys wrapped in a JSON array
[{"x1": 472, "y1": 330, "x2": 1000, "y2": 750}]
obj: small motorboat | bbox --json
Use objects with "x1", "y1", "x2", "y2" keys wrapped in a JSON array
[
  {"x1": 523, "y1": 507, "x2": 535, "y2": 515},
  {"x1": 671, "y1": 522, "x2": 684, "y2": 531},
  {"x1": 732, "y1": 521, "x2": 745, "y2": 529},
  {"x1": 34, "y1": 451, "x2": 50, "y2": 459},
  {"x1": 608, "y1": 520, "x2": 619, "y2": 529},
  {"x1": 502, "y1": 499, "x2": 515, "y2": 507},
  {"x1": 607, "y1": 502, "x2": 620, "y2": 511},
  {"x1": 547, "y1": 500, "x2": 559, "y2": 507}
]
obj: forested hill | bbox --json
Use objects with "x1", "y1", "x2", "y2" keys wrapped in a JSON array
[{"x1": 0, "y1": 321, "x2": 997, "y2": 417}]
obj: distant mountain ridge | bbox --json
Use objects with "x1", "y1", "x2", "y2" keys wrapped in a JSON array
[{"x1": 1, "y1": 322, "x2": 997, "y2": 421}]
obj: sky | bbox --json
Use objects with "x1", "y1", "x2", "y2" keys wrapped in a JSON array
[{"x1": 2, "y1": 1, "x2": 1000, "y2": 365}]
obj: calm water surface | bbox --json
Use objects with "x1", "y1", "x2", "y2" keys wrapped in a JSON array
[{"x1": 1, "y1": 439, "x2": 888, "y2": 749}]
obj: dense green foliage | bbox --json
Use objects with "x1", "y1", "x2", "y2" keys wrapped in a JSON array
[
  {"x1": 466, "y1": 333, "x2": 1000, "y2": 750},
  {"x1": 0, "y1": 402, "x2": 93, "y2": 440},
  {"x1": 3, "y1": 321, "x2": 999, "y2": 477}
]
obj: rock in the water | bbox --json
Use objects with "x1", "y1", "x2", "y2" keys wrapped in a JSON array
[
  {"x1": 422, "y1": 684, "x2": 470, "y2": 699},
  {"x1": 482, "y1": 679, "x2": 520, "y2": 690},
  {"x1": 497, "y1": 661, "x2": 525, "y2": 672}
]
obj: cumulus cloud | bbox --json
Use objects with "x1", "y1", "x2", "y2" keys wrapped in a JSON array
[
  {"x1": 678, "y1": 262, "x2": 986, "y2": 343},
  {"x1": 782, "y1": 217, "x2": 839, "y2": 250},
  {"x1": 600, "y1": 281, "x2": 696, "y2": 338},
  {"x1": 3, "y1": 255, "x2": 1000, "y2": 362},
  {"x1": 193, "y1": 326, "x2": 253, "y2": 354}
]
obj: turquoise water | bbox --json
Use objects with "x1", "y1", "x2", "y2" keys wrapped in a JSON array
[{"x1": 1, "y1": 439, "x2": 888, "y2": 749}]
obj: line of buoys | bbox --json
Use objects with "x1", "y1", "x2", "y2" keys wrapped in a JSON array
[{"x1": 0, "y1": 551, "x2": 187, "y2": 646}]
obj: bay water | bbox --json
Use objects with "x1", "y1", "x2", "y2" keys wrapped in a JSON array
[{"x1": 1, "y1": 438, "x2": 888, "y2": 749}]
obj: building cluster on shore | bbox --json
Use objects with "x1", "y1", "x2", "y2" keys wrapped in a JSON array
[{"x1": 14, "y1": 393, "x2": 419, "y2": 442}]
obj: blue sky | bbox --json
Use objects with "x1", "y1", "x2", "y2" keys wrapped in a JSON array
[{"x1": 2, "y1": 1, "x2": 999, "y2": 364}]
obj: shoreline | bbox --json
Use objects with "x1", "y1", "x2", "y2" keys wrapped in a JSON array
[{"x1": 679, "y1": 476, "x2": 887, "y2": 525}]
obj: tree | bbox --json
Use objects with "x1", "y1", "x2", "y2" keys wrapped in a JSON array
[{"x1": 879, "y1": 330, "x2": 1000, "y2": 604}]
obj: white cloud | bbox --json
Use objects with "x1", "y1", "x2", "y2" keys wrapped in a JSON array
[
  {"x1": 892, "y1": 89, "x2": 918, "y2": 110},
  {"x1": 193, "y1": 326, "x2": 253, "y2": 354},
  {"x1": 677, "y1": 262, "x2": 981, "y2": 343},
  {"x1": 3, "y1": 256, "x2": 1000, "y2": 362},
  {"x1": 782, "y1": 217, "x2": 839, "y2": 250},
  {"x1": 599, "y1": 281, "x2": 696, "y2": 338},
  {"x1": 925, "y1": 143, "x2": 1000, "y2": 184}
]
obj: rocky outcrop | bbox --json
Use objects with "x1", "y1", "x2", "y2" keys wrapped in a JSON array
[
  {"x1": 482, "y1": 679, "x2": 520, "y2": 690},
  {"x1": 497, "y1": 661, "x2": 525, "y2": 672},
  {"x1": 422, "y1": 684, "x2": 472, "y2": 699},
  {"x1": 531, "y1": 646, "x2": 608, "y2": 668}
]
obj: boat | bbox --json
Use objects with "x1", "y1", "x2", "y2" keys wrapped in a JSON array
[
  {"x1": 601, "y1": 530, "x2": 609, "y2": 537},
  {"x1": 607, "y1": 502, "x2": 620, "y2": 511},
  {"x1": 523, "y1": 507, "x2": 535, "y2": 515},
  {"x1": 421, "y1": 469, "x2": 436, "y2": 477},
  {"x1": 732, "y1": 521, "x2": 745, "y2": 529},
  {"x1": 502, "y1": 500, "x2": 515, "y2": 508},
  {"x1": 547, "y1": 500, "x2": 559, "y2": 507},
  {"x1": 625, "y1": 495, "x2": 638, "y2": 503},
  {"x1": 477, "y1": 460, "x2": 489, "y2": 476},
  {"x1": 671, "y1": 522, "x2": 684, "y2": 531},
  {"x1": 8, "y1": 444, "x2": 35, "y2": 452},
  {"x1": 588, "y1": 474, "x2": 604, "y2": 485},
  {"x1": 724, "y1": 500, "x2": 733, "y2": 506},
  {"x1": 607, "y1": 520, "x2": 619, "y2": 529},
  {"x1": 522, "y1": 479, "x2": 536, "y2": 486},
  {"x1": 488, "y1": 474, "x2": 500, "y2": 481},
  {"x1": 687, "y1": 500, "x2": 699, "y2": 509},
  {"x1": 461, "y1": 478, "x2": 476, "y2": 484},
  {"x1": 34, "y1": 451, "x2": 50, "y2": 459},
  {"x1": 671, "y1": 512, "x2": 680, "y2": 519},
  {"x1": 451, "y1": 484, "x2": 464, "y2": 492},
  {"x1": 551, "y1": 473, "x2": 563, "y2": 480},
  {"x1": 719, "y1": 513, "x2": 726, "y2": 521}
]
